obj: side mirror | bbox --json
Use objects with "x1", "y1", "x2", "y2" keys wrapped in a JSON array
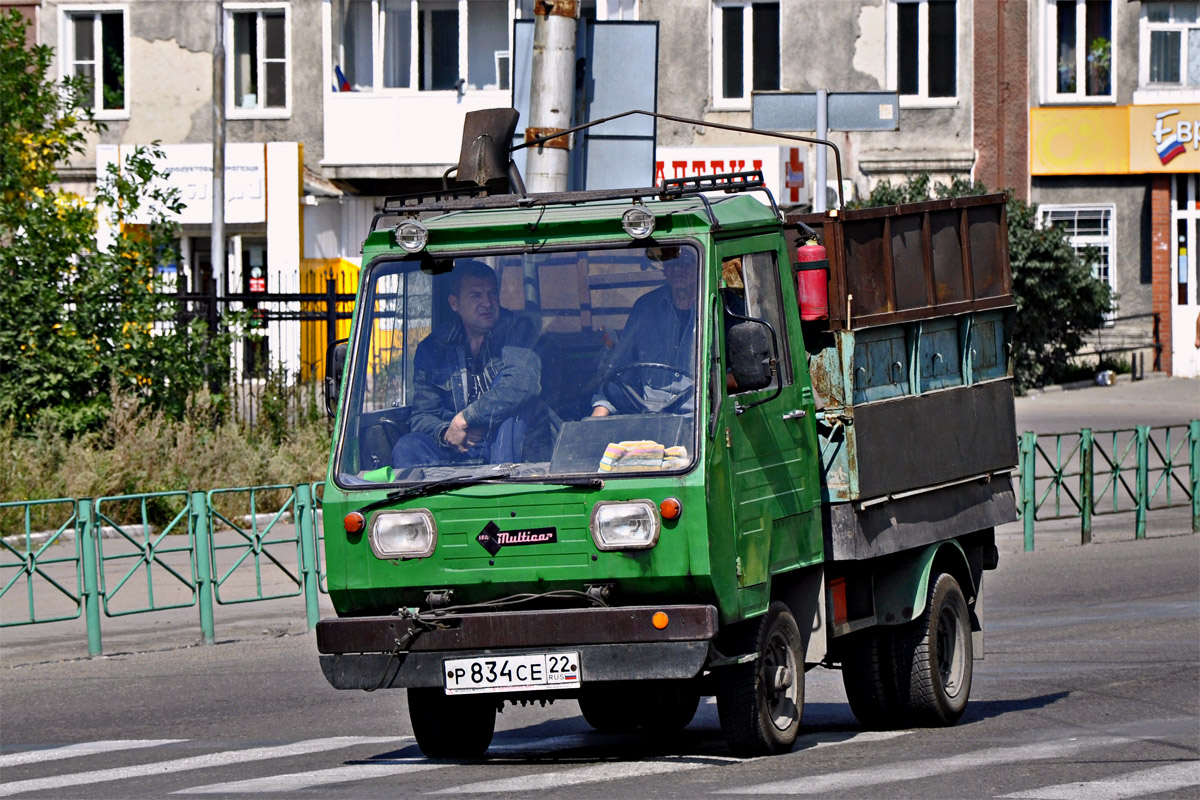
[
  {"x1": 727, "y1": 321, "x2": 775, "y2": 393},
  {"x1": 324, "y1": 339, "x2": 349, "y2": 419}
]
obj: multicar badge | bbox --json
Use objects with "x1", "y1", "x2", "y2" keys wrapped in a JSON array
[{"x1": 476, "y1": 520, "x2": 558, "y2": 556}]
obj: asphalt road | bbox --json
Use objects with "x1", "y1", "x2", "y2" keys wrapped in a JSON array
[
  {"x1": 1, "y1": 530, "x2": 1196, "y2": 799},
  {"x1": 1013, "y1": 376, "x2": 1198, "y2": 434}
]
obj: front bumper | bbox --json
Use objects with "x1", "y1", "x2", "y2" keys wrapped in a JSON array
[{"x1": 316, "y1": 605, "x2": 718, "y2": 690}]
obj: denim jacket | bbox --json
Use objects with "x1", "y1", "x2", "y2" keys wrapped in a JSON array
[{"x1": 409, "y1": 312, "x2": 543, "y2": 446}]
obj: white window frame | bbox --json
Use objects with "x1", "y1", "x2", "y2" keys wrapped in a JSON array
[
  {"x1": 1038, "y1": 204, "x2": 1118, "y2": 320},
  {"x1": 885, "y1": 0, "x2": 959, "y2": 108},
  {"x1": 226, "y1": 3, "x2": 292, "y2": 119},
  {"x1": 711, "y1": 0, "x2": 780, "y2": 111},
  {"x1": 331, "y1": 0, "x2": 514, "y2": 95},
  {"x1": 59, "y1": 4, "x2": 129, "y2": 120},
  {"x1": 1040, "y1": 0, "x2": 1116, "y2": 105},
  {"x1": 1135, "y1": 2, "x2": 1200, "y2": 104}
]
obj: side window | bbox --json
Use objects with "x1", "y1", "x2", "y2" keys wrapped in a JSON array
[
  {"x1": 722, "y1": 250, "x2": 791, "y2": 393},
  {"x1": 62, "y1": 7, "x2": 127, "y2": 116}
]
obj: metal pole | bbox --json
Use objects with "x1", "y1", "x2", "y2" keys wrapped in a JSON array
[
  {"x1": 1020, "y1": 431, "x2": 1036, "y2": 552},
  {"x1": 78, "y1": 500, "x2": 103, "y2": 656},
  {"x1": 1080, "y1": 428, "x2": 1093, "y2": 545},
  {"x1": 525, "y1": 0, "x2": 579, "y2": 193},
  {"x1": 212, "y1": 0, "x2": 226, "y2": 299},
  {"x1": 814, "y1": 89, "x2": 828, "y2": 213},
  {"x1": 1135, "y1": 426, "x2": 1149, "y2": 540},
  {"x1": 1190, "y1": 419, "x2": 1199, "y2": 533},
  {"x1": 296, "y1": 483, "x2": 320, "y2": 630},
  {"x1": 192, "y1": 491, "x2": 216, "y2": 644}
]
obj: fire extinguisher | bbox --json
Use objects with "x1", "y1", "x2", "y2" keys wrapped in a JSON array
[{"x1": 796, "y1": 238, "x2": 829, "y2": 321}]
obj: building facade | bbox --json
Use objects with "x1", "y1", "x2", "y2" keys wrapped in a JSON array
[
  {"x1": 1029, "y1": 0, "x2": 1200, "y2": 377},
  {"x1": 10, "y1": 0, "x2": 1196, "y2": 377}
]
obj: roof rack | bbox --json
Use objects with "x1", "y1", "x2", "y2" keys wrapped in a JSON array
[{"x1": 369, "y1": 169, "x2": 777, "y2": 233}]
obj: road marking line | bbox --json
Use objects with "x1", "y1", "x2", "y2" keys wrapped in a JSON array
[
  {"x1": 0, "y1": 737, "x2": 400, "y2": 798},
  {"x1": 717, "y1": 736, "x2": 1127, "y2": 794},
  {"x1": 0, "y1": 741, "x2": 186, "y2": 769},
  {"x1": 175, "y1": 760, "x2": 440, "y2": 794},
  {"x1": 430, "y1": 756, "x2": 731, "y2": 794},
  {"x1": 998, "y1": 761, "x2": 1200, "y2": 800},
  {"x1": 434, "y1": 732, "x2": 905, "y2": 794}
]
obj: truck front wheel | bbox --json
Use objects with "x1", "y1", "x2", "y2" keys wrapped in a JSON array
[
  {"x1": 716, "y1": 601, "x2": 804, "y2": 755},
  {"x1": 407, "y1": 688, "x2": 497, "y2": 758},
  {"x1": 892, "y1": 571, "x2": 973, "y2": 725}
]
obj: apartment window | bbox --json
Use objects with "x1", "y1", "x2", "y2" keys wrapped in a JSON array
[
  {"x1": 1044, "y1": 0, "x2": 1113, "y2": 102},
  {"x1": 227, "y1": 4, "x2": 290, "y2": 116},
  {"x1": 888, "y1": 0, "x2": 957, "y2": 105},
  {"x1": 1141, "y1": 2, "x2": 1200, "y2": 88},
  {"x1": 332, "y1": 0, "x2": 511, "y2": 92},
  {"x1": 712, "y1": 1, "x2": 780, "y2": 109},
  {"x1": 1040, "y1": 205, "x2": 1117, "y2": 314},
  {"x1": 62, "y1": 7, "x2": 127, "y2": 116}
]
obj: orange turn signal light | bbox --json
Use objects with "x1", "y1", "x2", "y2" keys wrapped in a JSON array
[
  {"x1": 659, "y1": 497, "x2": 682, "y2": 521},
  {"x1": 651, "y1": 611, "x2": 669, "y2": 630},
  {"x1": 344, "y1": 511, "x2": 366, "y2": 534}
]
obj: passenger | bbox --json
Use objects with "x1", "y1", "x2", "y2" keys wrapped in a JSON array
[
  {"x1": 591, "y1": 246, "x2": 698, "y2": 416},
  {"x1": 391, "y1": 261, "x2": 543, "y2": 468}
]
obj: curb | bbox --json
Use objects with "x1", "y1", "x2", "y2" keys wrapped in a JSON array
[{"x1": 1030, "y1": 371, "x2": 1168, "y2": 395}]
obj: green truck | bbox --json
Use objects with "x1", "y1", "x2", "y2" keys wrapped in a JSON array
[{"x1": 316, "y1": 110, "x2": 1018, "y2": 758}]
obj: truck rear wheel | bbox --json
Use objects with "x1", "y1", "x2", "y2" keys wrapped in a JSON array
[
  {"x1": 407, "y1": 688, "x2": 496, "y2": 758},
  {"x1": 716, "y1": 601, "x2": 804, "y2": 755},
  {"x1": 891, "y1": 571, "x2": 973, "y2": 726},
  {"x1": 841, "y1": 628, "x2": 903, "y2": 730}
]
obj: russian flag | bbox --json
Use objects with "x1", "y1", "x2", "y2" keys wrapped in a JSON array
[
  {"x1": 334, "y1": 65, "x2": 352, "y2": 93},
  {"x1": 1158, "y1": 135, "x2": 1186, "y2": 166}
]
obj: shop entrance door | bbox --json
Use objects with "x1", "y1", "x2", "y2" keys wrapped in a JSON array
[{"x1": 1172, "y1": 176, "x2": 1200, "y2": 377}]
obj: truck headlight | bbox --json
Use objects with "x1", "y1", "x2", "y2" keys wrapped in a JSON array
[
  {"x1": 369, "y1": 510, "x2": 436, "y2": 559},
  {"x1": 590, "y1": 500, "x2": 660, "y2": 551}
]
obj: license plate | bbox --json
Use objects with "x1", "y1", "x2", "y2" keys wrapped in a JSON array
[{"x1": 443, "y1": 652, "x2": 581, "y2": 695}]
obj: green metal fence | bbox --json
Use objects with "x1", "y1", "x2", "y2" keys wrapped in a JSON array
[
  {"x1": 2, "y1": 420, "x2": 1197, "y2": 655},
  {"x1": 1, "y1": 488, "x2": 325, "y2": 655},
  {"x1": 1017, "y1": 421, "x2": 1200, "y2": 551}
]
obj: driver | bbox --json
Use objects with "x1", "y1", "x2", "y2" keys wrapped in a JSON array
[
  {"x1": 391, "y1": 261, "x2": 543, "y2": 467},
  {"x1": 590, "y1": 245, "x2": 698, "y2": 416}
]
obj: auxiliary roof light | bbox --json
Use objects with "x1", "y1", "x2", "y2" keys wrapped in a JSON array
[
  {"x1": 394, "y1": 219, "x2": 429, "y2": 253},
  {"x1": 622, "y1": 205, "x2": 656, "y2": 239}
]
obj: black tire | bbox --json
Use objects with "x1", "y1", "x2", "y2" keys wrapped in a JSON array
[
  {"x1": 841, "y1": 627, "x2": 904, "y2": 730},
  {"x1": 636, "y1": 682, "x2": 701, "y2": 732},
  {"x1": 578, "y1": 686, "x2": 638, "y2": 733},
  {"x1": 716, "y1": 602, "x2": 804, "y2": 756},
  {"x1": 891, "y1": 571, "x2": 973, "y2": 726},
  {"x1": 407, "y1": 688, "x2": 497, "y2": 758}
]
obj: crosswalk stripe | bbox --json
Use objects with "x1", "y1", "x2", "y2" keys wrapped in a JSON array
[
  {"x1": 0, "y1": 737, "x2": 400, "y2": 798},
  {"x1": 175, "y1": 759, "x2": 440, "y2": 794},
  {"x1": 717, "y1": 736, "x2": 1127, "y2": 794},
  {"x1": 998, "y1": 761, "x2": 1200, "y2": 800},
  {"x1": 0, "y1": 740, "x2": 185, "y2": 769},
  {"x1": 434, "y1": 731, "x2": 905, "y2": 794},
  {"x1": 429, "y1": 755, "x2": 737, "y2": 794}
]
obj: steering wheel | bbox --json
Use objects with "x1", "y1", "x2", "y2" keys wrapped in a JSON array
[
  {"x1": 378, "y1": 416, "x2": 406, "y2": 445},
  {"x1": 600, "y1": 362, "x2": 694, "y2": 415}
]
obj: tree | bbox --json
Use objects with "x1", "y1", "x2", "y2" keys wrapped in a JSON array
[
  {"x1": 849, "y1": 175, "x2": 1111, "y2": 391},
  {"x1": 0, "y1": 10, "x2": 234, "y2": 433}
]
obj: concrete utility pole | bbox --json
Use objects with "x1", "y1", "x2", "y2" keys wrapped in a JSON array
[
  {"x1": 211, "y1": 0, "x2": 226, "y2": 298},
  {"x1": 525, "y1": 0, "x2": 579, "y2": 193}
]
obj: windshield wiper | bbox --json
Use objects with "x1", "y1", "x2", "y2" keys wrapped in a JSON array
[
  {"x1": 361, "y1": 467, "x2": 516, "y2": 512},
  {"x1": 358, "y1": 471, "x2": 603, "y2": 513}
]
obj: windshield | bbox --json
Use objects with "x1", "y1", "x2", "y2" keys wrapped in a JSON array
[{"x1": 334, "y1": 244, "x2": 702, "y2": 487}]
